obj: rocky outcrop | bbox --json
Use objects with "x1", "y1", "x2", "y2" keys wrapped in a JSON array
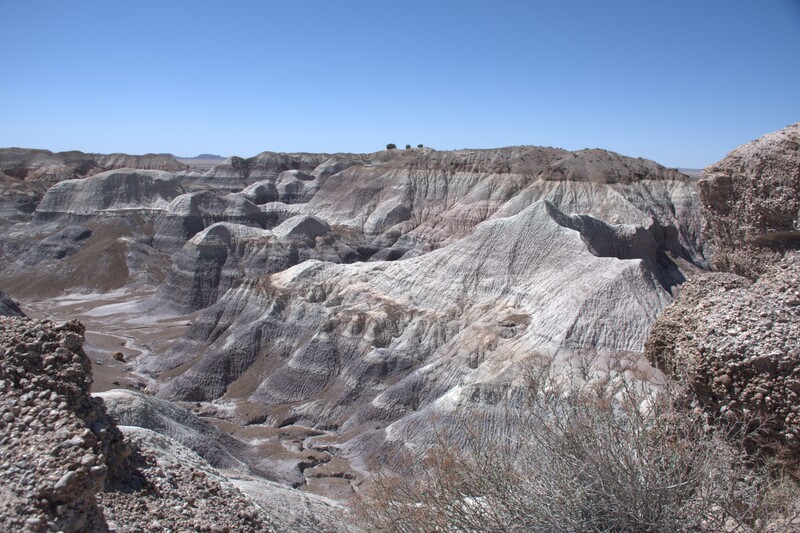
[
  {"x1": 0, "y1": 290, "x2": 24, "y2": 317},
  {"x1": 0, "y1": 148, "x2": 101, "y2": 182},
  {"x1": 96, "y1": 427, "x2": 274, "y2": 532},
  {"x1": 272, "y1": 215, "x2": 330, "y2": 240},
  {"x1": 0, "y1": 317, "x2": 131, "y2": 532},
  {"x1": 646, "y1": 124, "x2": 800, "y2": 460},
  {"x1": 645, "y1": 253, "x2": 800, "y2": 452},
  {"x1": 97, "y1": 389, "x2": 248, "y2": 471},
  {"x1": 91, "y1": 153, "x2": 186, "y2": 173},
  {"x1": 0, "y1": 180, "x2": 48, "y2": 224},
  {"x1": 700, "y1": 123, "x2": 800, "y2": 278},
  {"x1": 149, "y1": 219, "x2": 362, "y2": 313},
  {"x1": 19, "y1": 226, "x2": 92, "y2": 266},
  {"x1": 298, "y1": 147, "x2": 704, "y2": 266},
  {"x1": 0, "y1": 149, "x2": 186, "y2": 223},
  {"x1": 0, "y1": 217, "x2": 172, "y2": 298},
  {"x1": 145, "y1": 146, "x2": 704, "y2": 314},
  {"x1": 0, "y1": 148, "x2": 184, "y2": 183},
  {"x1": 194, "y1": 152, "x2": 338, "y2": 191},
  {"x1": 33, "y1": 169, "x2": 184, "y2": 222},
  {"x1": 150, "y1": 200, "x2": 678, "y2": 469},
  {"x1": 95, "y1": 389, "x2": 347, "y2": 530},
  {"x1": 0, "y1": 316, "x2": 278, "y2": 532},
  {"x1": 0, "y1": 142, "x2": 712, "y2": 482},
  {"x1": 151, "y1": 190, "x2": 269, "y2": 252}
]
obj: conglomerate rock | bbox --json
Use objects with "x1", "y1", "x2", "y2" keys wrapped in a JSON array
[
  {"x1": 646, "y1": 123, "x2": 800, "y2": 458},
  {"x1": 0, "y1": 317, "x2": 130, "y2": 532},
  {"x1": 0, "y1": 316, "x2": 273, "y2": 532},
  {"x1": 700, "y1": 122, "x2": 800, "y2": 278},
  {"x1": 645, "y1": 252, "x2": 800, "y2": 451}
]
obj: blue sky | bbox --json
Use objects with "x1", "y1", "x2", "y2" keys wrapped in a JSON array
[{"x1": 1, "y1": 0, "x2": 798, "y2": 167}]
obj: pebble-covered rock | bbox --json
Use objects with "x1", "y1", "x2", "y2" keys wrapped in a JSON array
[
  {"x1": 700, "y1": 122, "x2": 799, "y2": 278},
  {"x1": 646, "y1": 252, "x2": 800, "y2": 455},
  {"x1": 0, "y1": 316, "x2": 273, "y2": 532}
]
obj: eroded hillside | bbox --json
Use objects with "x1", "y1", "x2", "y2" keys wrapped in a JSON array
[{"x1": 0, "y1": 143, "x2": 709, "y2": 498}]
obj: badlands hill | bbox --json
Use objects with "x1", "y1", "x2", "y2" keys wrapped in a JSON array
[
  {"x1": 2, "y1": 125, "x2": 798, "y2": 527},
  {"x1": 0, "y1": 148, "x2": 186, "y2": 229},
  {"x1": 0, "y1": 142, "x2": 710, "y2": 492}
]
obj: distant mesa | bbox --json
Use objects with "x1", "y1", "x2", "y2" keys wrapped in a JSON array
[{"x1": 185, "y1": 154, "x2": 225, "y2": 160}]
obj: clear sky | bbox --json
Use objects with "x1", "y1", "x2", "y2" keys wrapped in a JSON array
[{"x1": 1, "y1": 0, "x2": 798, "y2": 167}]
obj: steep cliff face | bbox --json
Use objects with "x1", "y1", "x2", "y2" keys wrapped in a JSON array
[{"x1": 700, "y1": 123, "x2": 800, "y2": 278}]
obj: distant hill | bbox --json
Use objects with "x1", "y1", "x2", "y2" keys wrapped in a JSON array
[
  {"x1": 187, "y1": 154, "x2": 225, "y2": 160},
  {"x1": 678, "y1": 168, "x2": 704, "y2": 179}
]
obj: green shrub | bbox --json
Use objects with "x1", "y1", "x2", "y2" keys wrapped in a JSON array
[{"x1": 386, "y1": 143, "x2": 397, "y2": 150}]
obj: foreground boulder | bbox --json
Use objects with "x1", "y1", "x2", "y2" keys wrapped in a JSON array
[
  {"x1": 0, "y1": 317, "x2": 130, "y2": 532},
  {"x1": 0, "y1": 316, "x2": 273, "y2": 532},
  {"x1": 645, "y1": 253, "x2": 800, "y2": 451}
]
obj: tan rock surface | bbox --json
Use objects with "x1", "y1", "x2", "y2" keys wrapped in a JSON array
[{"x1": 700, "y1": 122, "x2": 800, "y2": 278}]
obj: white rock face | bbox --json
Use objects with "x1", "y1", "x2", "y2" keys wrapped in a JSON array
[
  {"x1": 97, "y1": 389, "x2": 249, "y2": 470},
  {"x1": 99, "y1": 390, "x2": 345, "y2": 531},
  {"x1": 152, "y1": 199, "x2": 682, "y2": 463},
  {"x1": 34, "y1": 169, "x2": 184, "y2": 219}
]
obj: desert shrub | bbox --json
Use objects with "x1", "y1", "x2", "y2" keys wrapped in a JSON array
[
  {"x1": 405, "y1": 144, "x2": 411, "y2": 149},
  {"x1": 353, "y1": 363, "x2": 799, "y2": 532},
  {"x1": 417, "y1": 144, "x2": 423, "y2": 148},
  {"x1": 386, "y1": 143, "x2": 397, "y2": 150}
]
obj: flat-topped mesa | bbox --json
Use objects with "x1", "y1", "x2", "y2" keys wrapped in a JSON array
[
  {"x1": 543, "y1": 149, "x2": 689, "y2": 184},
  {"x1": 0, "y1": 148, "x2": 99, "y2": 182},
  {"x1": 91, "y1": 153, "x2": 187, "y2": 172},
  {"x1": 700, "y1": 122, "x2": 800, "y2": 278},
  {"x1": 365, "y1": 145, "x2": 689, "y2": 183},
  {"x1": 0, "y1": 149, "x2": 188, "y2": 224}
]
